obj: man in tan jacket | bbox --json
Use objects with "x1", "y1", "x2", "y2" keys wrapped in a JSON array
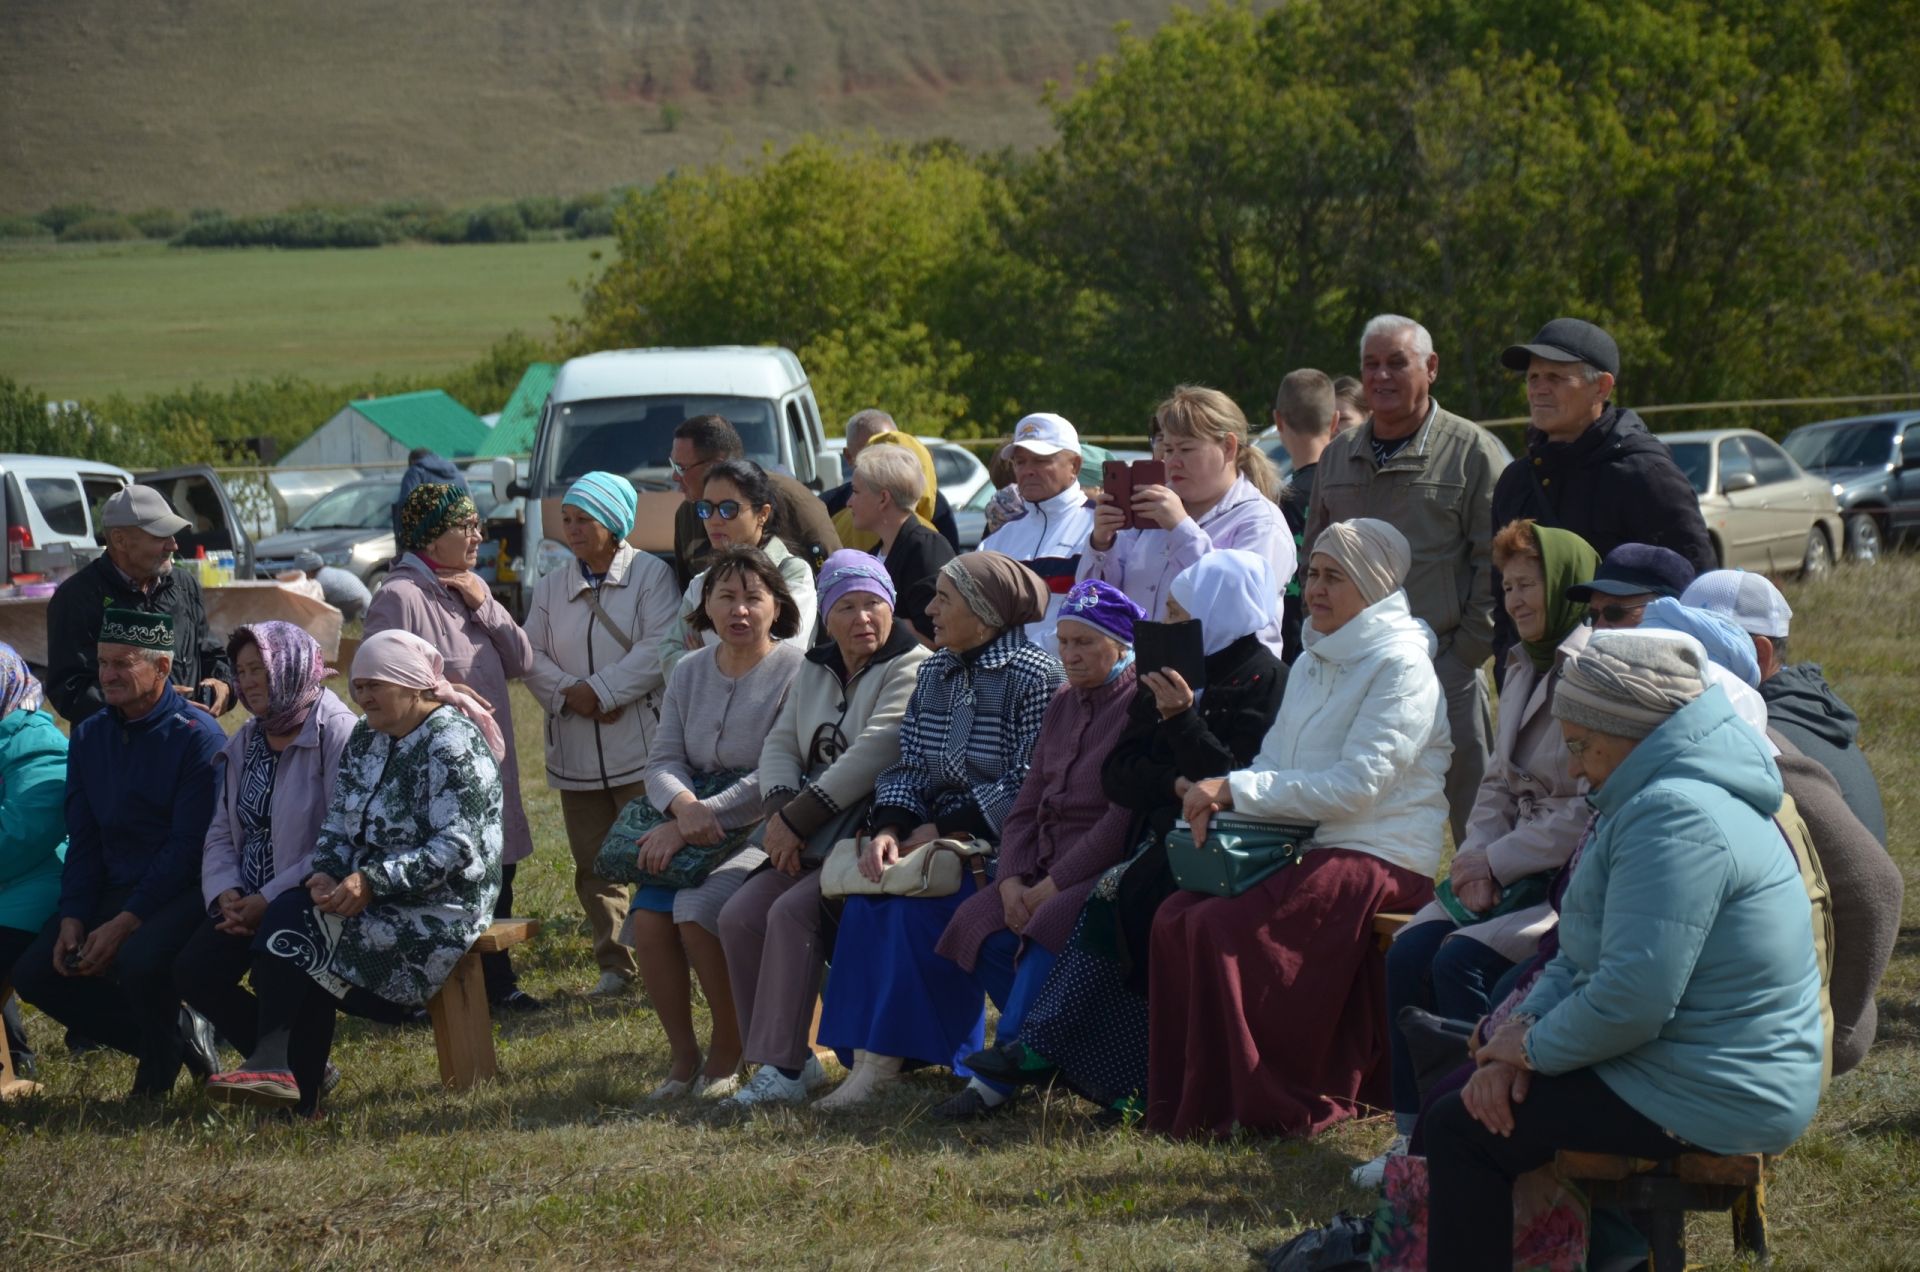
[{"x1": 1305, "y1": 314, "x2": 1509, "y2": 841}]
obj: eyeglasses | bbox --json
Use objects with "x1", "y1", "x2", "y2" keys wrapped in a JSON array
[
  {"x1": 695, "y1": 499, "x2": 745, "y2": 521},
  {"x1": 670, "y1": 456, "x2": 712, "y2": 479},
  {"x1": 1588, "y1": 601, "x2": 1649, "y2": 625},
  {"x1": 1565, "y1": 736, "x2": 1592, "y2": 758},
  {"x1": 449, "y1": 518, "x2": 482, "y2": 539}
]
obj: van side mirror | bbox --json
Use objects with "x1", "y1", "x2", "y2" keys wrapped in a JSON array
[
  {"x1": 1722, "y1": 471, "x2": 1758, "y2": 493},
  {"x1": 490, "y1": 457, "x2": 517, "y2": 501},
  {"x1": 816, "y1": 449, "x2": 843, "y2": 487}
]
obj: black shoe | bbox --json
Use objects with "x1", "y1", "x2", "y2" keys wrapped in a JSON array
[
  {"x1": 933, "y1": 1084, "x2": 1015, "y2": 1122},
  {"x1": 179, "y1": 1006, "x2": 222, "y2": 1081},
  {"x1": 491, "y1": 989, "x2": 544, "y2": 1014},
  {"x1": 962, "y1": 1040, "x2": 1057, "y2": 1087}
]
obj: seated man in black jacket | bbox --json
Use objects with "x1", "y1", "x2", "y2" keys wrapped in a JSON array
[
  {"x1": 1489, "y1": 318, "x2": 1716, "y2": 676},
  {"x1": 45, "y1": 485, "x2": 235, "y2": 723}
]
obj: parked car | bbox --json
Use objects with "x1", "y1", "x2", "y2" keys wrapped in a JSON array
[
  {"x1": 1657, "y1": 429, "x2": 1843, "y2": 576},
  {"x1": 520, "y1": 346, "x2": 840, "y2": 591},
  {"x1": 1781, "y1": 412, "x2": 1920, "y2": 563},
  {"x1": 1, "y1": 456, "x2": 254, "y2": 590},
  {"x1": 254, "y1": 473, "x2": 498, "y2": 591}
]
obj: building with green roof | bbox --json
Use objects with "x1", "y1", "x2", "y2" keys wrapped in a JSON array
[
  {"x1": 476, "y1": 362, "x2": 556, "y2": 458},
  {"x1": 278, "y1": 389, "x2": 491, "y2": 468}
]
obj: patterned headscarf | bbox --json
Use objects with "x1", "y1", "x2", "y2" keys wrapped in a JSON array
[
  {"x1": 941, "y1": 552, "x2": 1049, "y2": 630},
  {"x1": 0, "y1": 642, "x2": 45, "y2": 717},
  {"x1": 399, "y1": 483, "x2": 478, "y2": 552},
  {"x1": 229, "y1": 621, "x2": 330, "y2": 737}
]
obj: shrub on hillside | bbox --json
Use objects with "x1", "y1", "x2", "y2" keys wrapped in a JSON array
[
  {"x1": 131, "y1": 208, "x2": 185, "y2": 239},
  {"x1": 571, "y1": 204, "x2": 617, "y2": 238},
  {"x1": 173, "y1": 211, "x2": 394, "y2": 249},
  {"x1": 562, "y1": 192, "x2": 610, "y2": 229},
  {"x1": 515, "y1": 196, "x2": 566, "y2": 231},
  {"x1": 467, "y1": 204, "x2": 529, "y2": 243},
  {"x1": 35, "y1": 203, "x2": 103, "y2": 235},
  {"x1": 58, "y1": 215, "x2": 140, "y2": 242},
  {"x1": 0, "y1": 216, "x2": 50, "y2": 240}
]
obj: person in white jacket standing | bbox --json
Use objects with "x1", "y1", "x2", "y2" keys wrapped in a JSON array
[
  {"x1": 522, "y1": 472, "x2": 682, "y2": 997},
  {"x1": 1147, "y1": 517, "x2": 1450, "y2": 1140},
  {"x1": 978, "y1": 413, "x2": 1095, "y2": 649}
]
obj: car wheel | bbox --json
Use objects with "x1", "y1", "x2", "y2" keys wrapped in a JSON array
[
  {"x1": 1801, "y1": 526, "x2": 1833, "y2": 578},
  {"x1": 1844, "y1": 512, "x2": 1883, "y2": 564}
]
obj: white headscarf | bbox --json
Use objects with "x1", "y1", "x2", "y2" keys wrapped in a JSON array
[{"x1": 1170, "y1": 549, "x2": 1277, "y2": 656}]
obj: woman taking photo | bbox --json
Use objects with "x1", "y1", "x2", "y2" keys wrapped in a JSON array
[
  {"x1": 204, "y1": 630, "x2": 506, "y2": 1115},
  {"x1": 715, "y1": 551, "x2": 932, "y2": 1108},
  {"x1": 523, "y1": 471, "x2": 681, "y2": 998},
  {"x1": 661, "y1": 460, "x2": 817, "y2": 677},
  {"x1": 1081, "y1": 385, "x2": 1293, "y2": 656},
  {"x1": 366, "y1": 483, "x2": 539, "y2": 1011},
  {"x1": 843, "y1": 443, "x2": 954, "y2": 641},
  {"x1": 174, "y1": 622, "x2": 357, "y2": 1065},
  {"x1": 631, "y1": 546, "x2": 805, "y2": 1098},
  {"x1": 1155, "y1": 518, "x2": 1448, "y2": 1139},
  {"x1": 813, "y1": 552, "x2": 1063, "y2": 1109}
]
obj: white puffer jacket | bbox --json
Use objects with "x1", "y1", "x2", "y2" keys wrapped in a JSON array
[
  {"x1": 523, "y1": 543, "x2": 684, "y2": 791},
  {"x1": 1226, "y1": 589, "x2": 1451, "y2": 875}
]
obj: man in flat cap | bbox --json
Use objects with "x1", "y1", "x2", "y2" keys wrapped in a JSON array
[
  {"x1": 13, "y1": 609, "x2": 228, "y2": 1096},
  {"x1": 45, "y1": 484, "x2": 235, "y2": 723},
  {"x1": 1489, "y1": 318, "x2": 1715, "y2": 675}
]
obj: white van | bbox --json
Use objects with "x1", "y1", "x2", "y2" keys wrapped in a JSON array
[
  {"x1": 521, "y1": 346, "x2": 839, "y2": 590},
  {"x1": 0, "y1": 456, "x2": 256, "y2": 588}
]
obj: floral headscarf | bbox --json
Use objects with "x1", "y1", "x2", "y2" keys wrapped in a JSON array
[{"x1": 399, "y1": 483, "x2": 478, "y2": 552}]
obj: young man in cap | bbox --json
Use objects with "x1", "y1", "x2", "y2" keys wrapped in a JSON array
[
  {"x1": 979, "y1": 413, "x2": 1096, "y2": 648},
  {"x1": 12, "y1": 610, "x2": 228, "y2": 1097},
  {"x1": 45, "y1": 484, "x2": 235, "y2": 723},
  {"x1": 668, "y1": 414, "x2": 841, "y2": 588},
  {"x1": 1683, "y1": 569, "x2": 1887, "y2": 844},
  {"x1": 1489, "y1": 318, "x2": 1715, "y2": 674}
]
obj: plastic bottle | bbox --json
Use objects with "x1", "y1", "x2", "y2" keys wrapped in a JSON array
[
  {"x1": 216, "y1": 549, "x2": 235, "y2": 586},
  {"x1": 194, "y1": 545, "x2": 212, "y2": 587}
]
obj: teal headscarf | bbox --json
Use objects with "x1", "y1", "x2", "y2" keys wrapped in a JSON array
[{"x1": 564, "y1": 471, "x2": 639, "y2": 540}]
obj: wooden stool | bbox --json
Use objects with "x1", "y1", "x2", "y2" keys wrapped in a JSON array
[
  {"x1": 1372, "y1": 911, "x2": 1412, "y2": 953},
  {"x1": 1557, "y1": 1150, "x2": 1771, "y2": 1269},
  {"x1": 425, "y1": 918, "x2": 538, "y2": 1091},
  {"x1": 0, "y1": 979, "x2": 44, "y2": 1101}
]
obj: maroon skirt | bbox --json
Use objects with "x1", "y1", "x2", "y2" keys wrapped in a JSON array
[{"x1": 1145, "y1": 846, "x2": 1434, "y2": 1140}]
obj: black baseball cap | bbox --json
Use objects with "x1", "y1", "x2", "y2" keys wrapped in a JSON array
[
  {"x1": 1565, "y1": 543, "x2": 1696, "y2": 602},
  {"x1": 1500, "y1": 318, "x2": 1620, "y2": 378}
]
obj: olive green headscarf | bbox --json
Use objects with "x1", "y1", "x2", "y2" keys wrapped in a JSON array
[{"x1": 1521, "y1": 524, "x2": 1602, "y2": 672}]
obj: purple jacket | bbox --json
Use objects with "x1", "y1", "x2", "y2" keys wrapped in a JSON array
[{"x1": 200, "y1": 689, "x2": 358, "y2": 908}]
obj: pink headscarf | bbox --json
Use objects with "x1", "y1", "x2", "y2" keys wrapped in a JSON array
[{"x1": 351, "y1": 629, "x2": 506, "y2": 762}]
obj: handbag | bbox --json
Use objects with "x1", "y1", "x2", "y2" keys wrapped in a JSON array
[
  {"x1": 753, "y1": 796, "x2": 872, "y2": 869},
  {"x1": 593, "y1": 769, "x2": 755, "y2": 890},
  {"x1": 1166, "y1": 814, "x2": 1316, "y2": 898},
  {"x1": 819, "y1": 833, "x2": 994, "y2": 900},
  {"x1": 1434, "y1": 870, "x2": 1554, "y2": 927}
]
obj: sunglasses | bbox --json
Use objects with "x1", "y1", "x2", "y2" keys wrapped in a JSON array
[
  {"x1": 1587, "y1": 601, "x2": 1649, "y2": 625},
  {"x1": 695, "y1": 499, "x2": 747, "y2": 521}
]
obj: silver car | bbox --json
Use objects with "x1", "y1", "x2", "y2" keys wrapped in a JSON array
[{"x1": 1658, "y1": 429, "x2": 1843, "y2": 576}]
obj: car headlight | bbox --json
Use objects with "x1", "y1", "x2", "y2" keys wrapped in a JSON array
[
  {"x1": 319, "y1": 549, "x2": 351, "y2": 567},
  {"x1": 350, "y1": 538, "x2": 392, "y2": 563},
  {"x1": 1832, "y1": 482, "x2": 1845, "y2": 498},
  {"x1": 536, "y1": 538, "x2": 574, "y2": 580}
]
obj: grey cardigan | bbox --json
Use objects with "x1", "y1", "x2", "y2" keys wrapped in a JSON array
[{"x1": 644, "y1": 641, "x2": 805, "y2": 830}]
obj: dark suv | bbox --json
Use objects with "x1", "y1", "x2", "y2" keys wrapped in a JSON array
[{"x1": 1782, "y1": 412, "x2": 1920, "y2": 563}]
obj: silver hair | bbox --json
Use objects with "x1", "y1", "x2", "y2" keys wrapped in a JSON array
[
  {"x1": 138, "y1": 648, "x2": 172, "y2": 668},
  {"x1": 853, "y1": 443, "x2": 925, "y2": 510},
  {"x1": 843, "y1": 409, "x2": 897, "y2": 443},
  {"x1": 1359, "y1": 314, "x2": 1435, "y2": 361}
]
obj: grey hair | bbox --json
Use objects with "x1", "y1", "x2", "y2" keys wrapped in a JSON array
[
  {"x1": 138, "y1": 648, "x2": 172, "y2": 668},
  {"x1": 844, "y1": 409, "x2": 897, "y2": 443},
  {"x1": 853, "y1": 443, "x2": 925, "y2": 510},
  {"x1": 1359, "y1": 314, "x2": 1435, "y2": 361}
]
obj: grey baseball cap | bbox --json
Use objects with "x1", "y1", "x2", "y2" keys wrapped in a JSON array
[{"x1": 100, "y1": 484, "x2": 190, "y2": 538}]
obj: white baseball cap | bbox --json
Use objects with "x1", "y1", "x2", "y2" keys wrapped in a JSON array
[
  {"x1": 1681, "y1": 569, "x2": 1792, "y2": 639},
  {"x1": 998, "y1": 412, "x2": 1082, "y2": 460}
]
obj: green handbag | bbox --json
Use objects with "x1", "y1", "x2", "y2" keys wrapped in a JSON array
[
  {"x1": 593, "y1": 769, "x2": 755, "y2": 890},
  {"x1": 1433, "y1": 870, "x2": 1555, "y2": 927},
  {"x1": 1166, "y1": 815, "x2": 1317, "y2": 898}
]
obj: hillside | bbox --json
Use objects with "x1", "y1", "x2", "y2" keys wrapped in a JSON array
[{"x1": 0, "y1": 0, "x2": 1208, "y2": 215}]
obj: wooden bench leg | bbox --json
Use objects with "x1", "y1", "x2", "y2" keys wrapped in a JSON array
[
  {"x1": 807, "y1": 995, "x2": 835, "y2": 1064},
  {"x1": 426, "y1": 951, "x2": 496, "y2": 1091},
  {"x1": 1, "y1": 983, "x2": 45, "y2": 1101},
  {"x1": 1631, "y1": 1205, "x2": 1688, "y2": 1272},
  {"x1": 1732, "y1": 1177, "x2": 1769, "y2": 1264}
]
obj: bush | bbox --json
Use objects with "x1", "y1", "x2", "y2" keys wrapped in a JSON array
[
  {"x1": 130, "y1": 208, "x2": 185, "y2": 239},
  {"x1": 188, "y1": 207, "x2": 225, "y2": 223},
  {"x1": 0, "y1": 216, "x2": 50, "y2": 240},
  {"x1": 35, "y1": 203, "x2": 103, "y2": 234},
  {"x1": 420, "y1": 212, "x2": 475, "y2": 244},
  {"x1": 173, "y1": 211, "x2": 393, "y2": 249},
  {"x1": 58, "y1": 215, "x2": 140, "y2": 242},
  {"x1": 562, "y1": 191, "x2": 610, "y2": 228},
  {"x1": 515, "y1": 196, "x2": 566, "y2": 231},
  {"x1": 466, "y1": 204, "x2": 529, "y2": 243},
  {"x1": 570, "y1": 203, "x2": 617, "y2": 238}
]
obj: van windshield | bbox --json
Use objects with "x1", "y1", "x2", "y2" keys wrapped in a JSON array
[
  {"x1": 1783, "y1": 420, "x2": 1895, "y2": 471},
  {"x1": 543, "y1": 396, "x2": 781, "y2": 491}
]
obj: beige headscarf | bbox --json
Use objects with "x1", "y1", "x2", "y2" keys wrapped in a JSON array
[
  {"x1": 941, "y1": 552, "x2": 1049, "y2": 630},
  {"x1": 1310, "y1": 518, "x2": 1412, "y2": 607}
]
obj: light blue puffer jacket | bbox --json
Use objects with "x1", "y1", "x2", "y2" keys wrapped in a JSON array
[
  {"x1": 1520, "y1": 686, "x2": 1824, "y2": 1155},
  {"x1": 0, "y1": 707, "x2": 70, "y2": 934}
]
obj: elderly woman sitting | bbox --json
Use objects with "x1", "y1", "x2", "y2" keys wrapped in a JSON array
[
  {"x1": 1154, "y1": 519, "x2": 1448, "y2": 1139},
  {"x1": 205, "y1": 630, "x2": 506, "y2": 1114},
  {"x1": 1423, "y1": 633, "x2": 1825, "y2": 1267},
  {"x1": 925, "y1": 578, "x2": 1146, "y2": 1120},
  {"x1": 714, "y1": 552, "x2": 931, "y2": 1108},
  {"x1": 814, "y1": 552, "x2": 1065, "y2": 1109},
  {"x1": 1359, "y1": 520, "x2": 1600, "y2": 1184}
]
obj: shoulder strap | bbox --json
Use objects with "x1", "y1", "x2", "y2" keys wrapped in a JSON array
[{"x1": 582, "y1": 588, "x2": 635, "y2": 654}]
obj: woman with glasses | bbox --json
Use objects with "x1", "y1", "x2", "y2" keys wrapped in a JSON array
[
  {"x1": 365, "y1": 483, "x2": 540, "y2": 1011},
  {"x1": 661, "y1": 460, "x2": 818, "y2": 677}
]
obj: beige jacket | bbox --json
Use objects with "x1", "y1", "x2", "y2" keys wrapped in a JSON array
[
  {"x1": 1405, "y1": 626, "x2": 1592, "y2": 960},
  {"x1": 1305, "y1": 401, "x2": 1507, "y2": 669},
  {"x1": 522, "y1": 543, "x2": 683, "y2": 791}
]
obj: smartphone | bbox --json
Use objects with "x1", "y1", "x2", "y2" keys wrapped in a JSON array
[
  {"x1": 1102, "y1": 460, "x2": 1136, "y2": 531},
  {"x1": 1129, "y1": 459, "x2": 1167, "y2": 492},
  {"x1": 1134, "y1": 619, "x2": 1208, "y2": 693}
]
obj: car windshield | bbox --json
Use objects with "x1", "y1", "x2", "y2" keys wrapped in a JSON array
[
  {"x1": 294, "y1": 482, "x2": 400, "y2": 530},
  {"x1": 1782, "y1": 421, "x2": 1896, "y2": 470},
  {"x1": 542, "y1": 395, "x2": 780, "y2": 492},
  {"x1": 1667, "y1": 441, "x2": 1711, "y2": 494}
]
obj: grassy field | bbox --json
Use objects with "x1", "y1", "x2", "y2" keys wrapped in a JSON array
[
  {"x1": 1, "y1": 559, "x2": 1914, "y2": 1269},
  {"x1": 0, "y1": 239, "x2": 601, "y2": 400}
]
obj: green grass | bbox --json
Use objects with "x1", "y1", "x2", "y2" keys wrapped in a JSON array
[
  {"x1": 1, "y1": 559, "x2": 1915, "y2": 1268},
  {"x1": 0, "y1": 239, "x2": 601, "y2": 400}
]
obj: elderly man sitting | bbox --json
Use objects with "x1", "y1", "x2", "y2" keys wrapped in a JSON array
[{"x1": 12, "y1": 610, "x2": 228, "y2": 1097}]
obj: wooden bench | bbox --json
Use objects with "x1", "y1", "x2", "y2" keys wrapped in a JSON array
[
  {"x1": 1557, "y1": 1150, "x2": 1770, "y2": 1269},
  {"x1": 425, "y1": 917, "x2": 539, "y2": 1091},
  {"x1": 1372, "y1": 911, "x2": 1412, "y2": 953},
  {"x1": 0, "y1": 979, "x2": 43, "y2": 1102}
]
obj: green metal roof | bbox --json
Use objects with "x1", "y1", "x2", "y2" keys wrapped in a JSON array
[
  {"x1": 476, "y1": 362, "x2": 556, "y2": 458},
  {"x1": 350, "y1": 390, "x2": 490, "y2": 458}
]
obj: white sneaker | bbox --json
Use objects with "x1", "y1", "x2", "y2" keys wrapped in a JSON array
[
  {"x1": 695, "y1": 1071, "x2": 743, "y2": 1100},
  {"x1": 798, "y1": 1053, "x2": 828, "y2": 1092},
  {"x1": 728, "y1": 1064, "x2": 811, "y2": 1108},
  {"x1": 586, "y1": 972, "x2": 632, "y2": 998},
  {"x1": 1350, "y1": 1134, "x2": 1411, "y2": 1189}
]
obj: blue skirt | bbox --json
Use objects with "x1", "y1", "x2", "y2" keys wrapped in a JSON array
[{"x1": 819, "y1": 884, "x2": 986, "y2": 1074}]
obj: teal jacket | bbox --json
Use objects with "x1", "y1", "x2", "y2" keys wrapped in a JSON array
[
  {"x1": 0, "y1": 708, "x2": 71, "y2": 934},
  {"x1": 1520, "y1": 686, "x2": 1824, "y2": 1155}
]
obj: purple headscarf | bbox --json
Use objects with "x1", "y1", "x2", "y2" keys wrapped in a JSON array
[
  {"x1": 228, "y1": 621, "x2": 329, "y2": 737},
  {"x1": 0, "y1": 642, "x2": 44, "y2": 717}
]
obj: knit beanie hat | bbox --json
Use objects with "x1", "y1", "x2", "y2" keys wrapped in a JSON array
[{"x1": 1553, "y1": 630, "x2": 1708, "y2": 740}]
